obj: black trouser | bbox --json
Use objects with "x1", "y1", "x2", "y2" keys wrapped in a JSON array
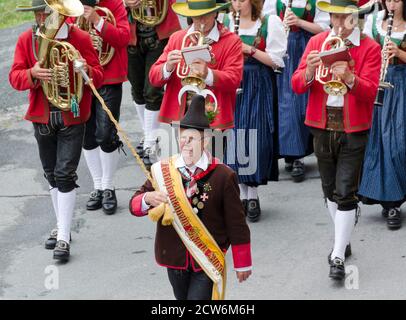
[
  {"x1": 33, "y1": 110, "x2": 85, "y2": 193},
  {"x1": 127, "y1": 35, "x2": 167, "y2": 111},
  {"x1": 83, "y1": 84, "x2": 123, "y2": 153},
  {"x1": 167, "y1": 267, "x2": 213, "y2": 300},
  {"x1": 310, "y1": 127, "x2": 369, "y2": 211}
]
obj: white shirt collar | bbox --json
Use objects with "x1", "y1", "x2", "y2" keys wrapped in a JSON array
[
  {"x1": 175, "y1": 152, "x2": 209, "y2": 174},
  {"x1": 36, "y1": 22, "x2": 68, "y2": 40},
  {"x1": 331, "y1": 27, "x2": 360, "y2": 47},
  {"x1": 188, "y1": 21, "x2": 220, "y2": 43}
]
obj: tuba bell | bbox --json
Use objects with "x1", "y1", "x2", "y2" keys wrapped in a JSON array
[
  {"x1": 315, "y1": 27, "x2": 349, "y2": 97},
  {"x1": 37, "y1": 0, "x2": 85, "y2": 115},
  {"x1": 131, "y1": 0, "x2": 168, "y2": 27},
  {"x1": 75, "y1": 6, "x2": 116, "y2": 66}
]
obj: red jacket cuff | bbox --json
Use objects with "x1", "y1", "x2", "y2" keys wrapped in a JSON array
[
  {"x1": 231, "y1": 243, "x2": 252, "y2": 269},
  {"x1": 129, "y1": 194, "x2": 148, "y2": 217}
]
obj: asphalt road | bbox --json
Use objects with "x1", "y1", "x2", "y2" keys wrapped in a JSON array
[{"x1": 1, "y1": 22, "x2": 406, "y2": 300}]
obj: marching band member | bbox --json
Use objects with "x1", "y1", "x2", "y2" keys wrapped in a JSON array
[
  {"x1": 222, "y1": 0, "x2": 287, "y2": 221},
  {"x1": 149, "y1": 0, "x2": 244, "y2": 131},
  {"x1": 264, "y1": 0, "x2": 330, "y2": 183},
  {"x1": 124, "y1": 0, "x2": 181, "y2": 167},
  {"x1": 79, "y1": 0, "x2": 130, "y2": 215},
  {"x1": 359, "y1": 0, "x2": 406, "y2": 230},
  {"x1": 291, "y1": 0, "x2": 381, "y2": 280},
  {"x1": 129, "y1": 94, "x2": 252, "y2": 300},
  {"x1": 9, "y1": 0, "x2": 104, "y2": 261}
]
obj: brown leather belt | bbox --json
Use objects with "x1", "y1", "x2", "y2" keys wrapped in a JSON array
[{"x1": 326, "y1": 106, "x2": 344, "y2": 132}]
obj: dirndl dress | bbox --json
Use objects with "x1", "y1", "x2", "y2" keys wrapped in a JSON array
[
  {"x1": 277, "y1": 29, "x2": 313, "y2": 157},
  {"x1": 359, "y1": 64, "x2": 406, "y2": 203},
  {"x1": 226, "y1": 57, "x2": 279, "y2": 186}
]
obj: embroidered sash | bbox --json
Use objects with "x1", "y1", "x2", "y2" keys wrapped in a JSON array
[{"x1": 151, "y1": 155, "x2": 226, "y2": 300}]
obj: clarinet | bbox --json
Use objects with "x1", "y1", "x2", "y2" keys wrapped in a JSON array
[
  {"x1": 284, "y1": 0, "x2": 293, "y2": 38},
  {"x1": 234, "y1": 10, "x2": 241, "y2": 35},
  {"x1": 375, "y1": 10, "x2": 395, "y2": 106},
  {"x1": 234, "y1": 10, "x2": 243, "y2": 95}
]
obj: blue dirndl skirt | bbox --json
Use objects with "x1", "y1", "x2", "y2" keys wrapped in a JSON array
[
  {"x1": 225, "y1": 58, "x2": 279, "y2": 186},
  {"x1": 277, "y1": 30, "x2": 313, "y2": 157},
  {"x1": 358, "y1": 64, "x2": 406, "y2": 203}
]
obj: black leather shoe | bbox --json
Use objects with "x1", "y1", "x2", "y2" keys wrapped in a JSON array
[
  {"x1": 242, "y1": 199, "x2": 248, "y2": 216},
  {"x1": 86, "y1": 189, "x2": 103, "y2": 210},
  {"x1": 136, "y1": 137, "x2": 144, "y2": 157},
  {"x1": 285, "y1": 161, "x2": 293, "y2": 173},
  {"x1": 53, "y1": 240, "x2": 70, "y2": 262},
  {"x1": 291, "y1": 160, "x2": 305, "y2": 183},
  {"x1": 45, "y1": 228, "x2": 58, "y2": 250},
  {"x1": 247, "y1": 199, "x2": 261, "y2": 222},
  {"x1": 382, "y1": 208, "x2": 389, "y2": 218},
  {"x1": 387, "y1": 208, "x2": 401, "y2": 230},
  {"x1": 328, "y1": 244, "x2": 352, "y2": 265},
  {"x1": 329, "y1": 257, "x2": 345, "y2": 280},
  {"x1": 102, "y1": 189, "x2": 117, "y2": 215},
  {"x1": 143, "y1": 147, "x2": 158, "y2": 169}
]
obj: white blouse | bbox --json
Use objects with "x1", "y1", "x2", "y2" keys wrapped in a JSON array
[
  {"x1": 225, "y1": 13, "x2": 288, "y2": 68},
  {"x1": 263, "y1": 0, "x2": 331, "y2": 31},
  {"x1": 363, "y1": 10, "x2": 406, "y2": 41}
]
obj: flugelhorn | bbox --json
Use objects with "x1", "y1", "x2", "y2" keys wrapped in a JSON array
[
  {"x1": 176, "y1": 24, "x2": 218, "y2": 116},
  {"x1": 37, "y1": 0, "x2": 85, "y2": 115},
  {"x1": 315, "y1": 27, "x2": 349, "y2": 96}
]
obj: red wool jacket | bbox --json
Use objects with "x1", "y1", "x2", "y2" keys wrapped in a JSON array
[
  {"x1": 9, "y1": 26, "x2": 104, "y2": 125},
  {"x1": 127, "y1": 0, "x2": 181, "y2": 46},
  {"x1": 291, "y1": 31, "x2": 381, "y2": 133},
  {"x1": 149, "y1": 23, "x2": 244, "y2": 129},
  {"x1": 90, "y1": 0, "x2": 130, "y2": 85}
]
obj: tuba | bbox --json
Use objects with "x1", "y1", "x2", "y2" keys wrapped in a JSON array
[
  {"x1": 76, "y1": 6, "x2": 116, "y2": 66},
  {"x1": 315, "y1": 27, "x2": 349, "y2": 96},
  {"x1": 131, "y1": 0, "x2": 168, "y2": 27},
  {"x1": 37, "y1": 0, "x2": 85, "y2": 114}
]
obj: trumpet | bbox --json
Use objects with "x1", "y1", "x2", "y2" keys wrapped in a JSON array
[{"x1": 315, "y1": 27, "x2": 349, "y2": 96}]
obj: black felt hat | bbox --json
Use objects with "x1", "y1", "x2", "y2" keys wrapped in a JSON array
[{"x1": 180, "y1": 94, "x2": 211, "y2": 131}]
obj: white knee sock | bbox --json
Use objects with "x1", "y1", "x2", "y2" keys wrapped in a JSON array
[
  {"x1": 57, "y1": 190, "x2": 76, "y2": 243},
  {"x1": 83, "y1": 147, "x2": 103, "y2": 190},
  {"x1": 100, "y1": 149, "x2": 119, "y2": 190},
  {"x1": 50, "y1": 187, "x2": 59, "y2": 221},
  {"x1": 239, "y1": 184, "x2": 248, "y2": 200},
  {"x1": 327, "y1": 199, "x2": 338, "y2": 223},
  {"x1": 144, "y1": 110, "x2": 160, "y2": 149},
  {"x1": 133, "y1": 102, "x2": 145, "y2": 132},
  {"x1": 331, "y1": 209, "x2": 356, "y2": 260},
  {"x1": 247, "y1": 186, "x2": 258, "y2": 200}
]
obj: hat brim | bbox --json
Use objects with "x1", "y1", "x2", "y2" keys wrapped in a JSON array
[
  {"x1": 317, "y1": 1, "x2": 360, "y2": 14},
  {"x1": 16, "y1": 4, "x2": 46, "y2": 11},
  {"x1": 172, "y1": 2, "x2": 230, "y2": 17}
]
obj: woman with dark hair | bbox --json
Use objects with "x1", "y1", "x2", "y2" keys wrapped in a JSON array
[
  {"x1": 263, "y1": 0, "x2": 330, "y2": 183},
  {"x1": 359, "y1": 0, "x2": 406, "y2": 229},
  {"x1": 222, "y1": 0, "x2": 287, "y2": 222}
]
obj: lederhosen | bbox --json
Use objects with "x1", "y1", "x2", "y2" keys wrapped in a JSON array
[{"x1": 127, "y1": 18, "x2": 167, "y2": 111}]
